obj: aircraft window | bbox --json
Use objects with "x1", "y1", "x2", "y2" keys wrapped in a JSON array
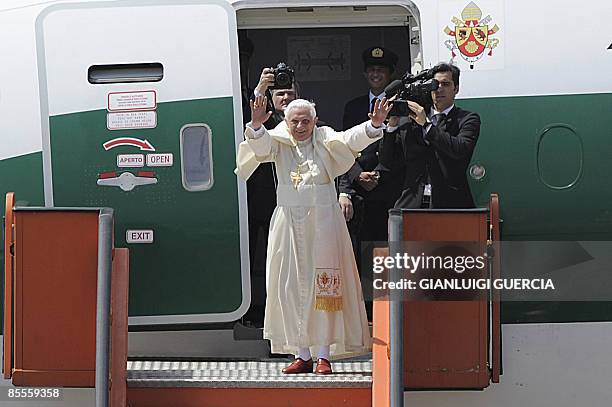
[
  {"x1": 180, "y1": 124, "x2": 214, "y2": 191},
  {"x1": 88, "y1": 63, "x2": 163, "y2": 84}
]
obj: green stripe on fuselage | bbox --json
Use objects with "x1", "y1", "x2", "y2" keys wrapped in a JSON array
[{"x1": 463, "y1": 92, "x2": 612, "y2": 240}]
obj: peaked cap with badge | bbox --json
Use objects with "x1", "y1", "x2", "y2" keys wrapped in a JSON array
[{"x1": 362, "y1": 46, "x2": 398, "y2": 71}]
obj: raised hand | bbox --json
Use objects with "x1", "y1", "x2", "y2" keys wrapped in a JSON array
[
  {"x1": 250, "y1": 95, "x2": 273, "y2": 129},
  {"x1": 368, "y1": 97, "x2": 393, "y2": 128}
]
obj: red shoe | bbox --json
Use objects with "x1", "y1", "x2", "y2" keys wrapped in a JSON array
[
  {"x1": 282, "y1": 358, "x2": 314, "y2": 374},
  {"x1": 314, "y1": 358, "x2": 332, "y2": 375}
]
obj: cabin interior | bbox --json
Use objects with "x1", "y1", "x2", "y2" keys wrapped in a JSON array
[{"x1": 238, "y1": 5, "x2": 419, "y2": 130}]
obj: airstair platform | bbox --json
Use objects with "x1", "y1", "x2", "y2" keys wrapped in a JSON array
[
  {"x1": 125, "y1": 359, "x2": 373, "y2": 407},
  {"x1": 127, "y1": 359, "x2": 372, "y2": 388}
]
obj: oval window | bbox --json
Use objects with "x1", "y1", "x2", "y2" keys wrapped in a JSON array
[{"x1": 536, "y1": 124, "x2": 583, "y2": 190}]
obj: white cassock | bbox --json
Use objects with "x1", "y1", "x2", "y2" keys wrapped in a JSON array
[{"x1": 235, "y1": 120, "x2": 383, "y2": 357}]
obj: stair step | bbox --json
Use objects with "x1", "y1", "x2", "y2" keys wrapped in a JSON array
[{"x1": 127, "y1": 360, "x2": 372, "y2": 388}]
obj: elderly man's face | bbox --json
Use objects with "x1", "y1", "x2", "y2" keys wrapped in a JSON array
[
  {"x1": 272, "y1": 86, "x2": 297, "y2": 112},
  {"x1": 286, "y1": 107, "x2": 317, "y2": 141}
]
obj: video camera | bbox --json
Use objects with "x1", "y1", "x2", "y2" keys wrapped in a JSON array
[
  {"x1": 384, "y1": 69, "x2": 439, "y2": 116},
  {"x1": 269, "y1": 62, "x2": 295, "y2": 90}
]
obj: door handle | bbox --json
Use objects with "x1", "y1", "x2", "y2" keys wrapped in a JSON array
[{"x1": 97, "y1": 171, "x2": 157, "y2": 191}]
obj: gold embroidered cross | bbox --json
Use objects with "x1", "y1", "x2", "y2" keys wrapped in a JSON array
[{"x1": 290, "y1": 165, "x2": 302, "y2": 189}]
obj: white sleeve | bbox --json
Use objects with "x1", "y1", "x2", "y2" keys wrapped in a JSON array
[
  {"x1": 365, "y1": 121, "x2": 387, "y2": 138},
  {"x1": 245, "y1": 122, "x2": 266, "y2": 139},
  {"x1": 333, "y1": 122, "x2": 384, "y2": 154},
  {"x1": 244, "y1": 125, "x2": 278, "y2": 160}
]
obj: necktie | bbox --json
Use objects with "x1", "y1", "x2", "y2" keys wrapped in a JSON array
[
  {"x1": 370, "y1": 98, "x2": 377, "y2": 113},
  {"x1": 434, "y1": 113, "x2": 446, "y2": 126}
]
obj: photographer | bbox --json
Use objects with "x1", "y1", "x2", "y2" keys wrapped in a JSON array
[
  {"x1": 379, "y1": 62, "x2": 481, "y2": 209},
  {"x1": 254, "y1": 65, "x2": 299, "y2": 128}
]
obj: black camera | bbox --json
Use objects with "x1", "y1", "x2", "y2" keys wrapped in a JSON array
[
  {"x1": 270, "y1": 62, "x2": 295, "y2": 90},
  {"x1": 384, "y1": 69, "x2": 439, "y2": 116}
]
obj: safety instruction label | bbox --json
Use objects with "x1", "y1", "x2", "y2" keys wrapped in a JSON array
[
  {"x1": 117, "y1": 154, "x2": 145, "y2": 167},
  {"x1": 147, "y1": 153, "x2": 173, "y2": 167},
  {"x1": 107, "y1": 111, "x2": 157, "y2": 130},
  {"x1": 108, "y1": 91, "x2": 156, "y2": 111}
]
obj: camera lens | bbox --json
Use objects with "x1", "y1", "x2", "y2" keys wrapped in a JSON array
[
  {"x1": 271, "y1": 62, "x2": 294, "y2": 90},
  {"x1": 276, "y1": 72, "x2": 290, "y2": 88}
]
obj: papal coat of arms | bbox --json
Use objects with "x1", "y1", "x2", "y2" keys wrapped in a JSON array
[
  {"x1": 444, "y1": 2, "x2": 500, "y2": 69},
  {"x1": 315, "y1": 269, "x2": 342, "y2": 312}
]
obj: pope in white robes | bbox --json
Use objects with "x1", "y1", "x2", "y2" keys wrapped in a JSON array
[{"x1": 236, "y1": 96, "x2": 392, "y2": 374}]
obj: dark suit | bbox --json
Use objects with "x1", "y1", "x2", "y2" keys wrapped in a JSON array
[
  {"x1": 379, "y1": 106, "x2": 480, "y2": 209},
  {"x1": 342, "y1": 95, "x2": 370, "y2": 131}
]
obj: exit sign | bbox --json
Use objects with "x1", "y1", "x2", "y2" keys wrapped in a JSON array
[{"x1": 126, "y1": 229, "x2": 154, "y2": 244}]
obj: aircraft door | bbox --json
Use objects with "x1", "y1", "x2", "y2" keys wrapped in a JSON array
[{"x1": 36, "y1": 0, "x2": 248, "y2": 325}]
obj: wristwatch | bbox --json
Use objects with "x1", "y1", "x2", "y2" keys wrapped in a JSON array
[{"x1": 339, "y1": 193, "x2": 352, "y2": 200}]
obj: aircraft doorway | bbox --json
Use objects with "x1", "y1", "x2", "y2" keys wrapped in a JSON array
[{"x1": 236, "y1": 4, "x2": 418, "y2": 327}]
